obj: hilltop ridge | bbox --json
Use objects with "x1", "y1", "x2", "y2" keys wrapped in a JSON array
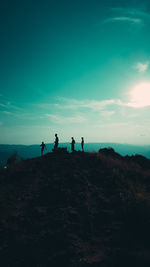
[
  {"x1": 1, "y1": 143, "x2": 150, "y2": 167},
  {"x1": 0, "y1": 149, "x2": 150, "y2": 266}
]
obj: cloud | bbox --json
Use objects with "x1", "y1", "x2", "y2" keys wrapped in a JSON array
[
  {"x1": 0, "y1": 106, "x2": 42, "y2": 121},
  {"x1": 100, "y1": 111, "x2": 115, "y2": 117},
  {"x1": 2, "y1": 111, "x2": 13, "y2": 115},
  {"x1": 35, "y1": 98, "x2": 122, "y2": 113},
  {"x1": 36, "y1": 94, "x2": 150, "y2": 126},
  {"x1": 103, "y1": 7, "x2": 150, "y2": 26},
  {"x1": 118, "y1": 99, "x2": 150, "y2": 109},
  {"x1": 44, "y1": 96, "x2": 150, "y2": 112},
  {"x1": 81, "y1": 100, "x2": 117, "y2": 110},
  {"x1": 0, "y1": 101, "x2": 22, "y2": 111},
  {"x1": 134, "y1": 62, "x2": 149, "y2": 72},
  {"x1": 101, "y1": 122, "x2": 129, "y2": 128},
  {"x1": 56, "y1": 97, "x2": 117, "y2": 111},
  {"x1": 44, "y1": 95, "x2": 150, "y2": 112},
  {"x1": 111, "y1": 7, "x2": 150, "y2": 19},
  {"x1": 93, "y1": 97, "x2": 150, "y2": 109},
  {"x1": 104, "y1": 17, "x2": 142, "y2": 25},
  {"x1": 46, "y1": 114, "x2": 86, "y2": 124},
  {"x1": 116, "y1": 99, "x2": 140, "y2": 108},
  {"x1": 0, "y1": 103, "x2": 8, "y2": 108}
]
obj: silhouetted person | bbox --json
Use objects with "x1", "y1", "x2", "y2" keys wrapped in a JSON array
[
  {"x1": 71, "y1": 137, "x2": 75, "y2": 152},
  {"x1": 40, "y1": 141, "x2": 47, "y2": 156},
  {"x1": 54, "y1": 133, "x2": 59, "y2": 150},
  {"x1": 81, "y1": 137, "x2": 84, "y2": 151}
]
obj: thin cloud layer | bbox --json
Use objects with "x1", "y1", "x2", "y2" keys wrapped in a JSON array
[
  {"x1": 56, "y1": 97, "x2": 150, "y2": 110},
  {"x1": 0, "y1": 101, "x2": 22, "y2": 111},
  {"x1": 104, "y1": 17, "x2": 142, "y2": 24},
  {"x1": 56, "y1": 97, "x2": 117, "y2": 111},
  {"x1": 100, "y1": 111, "x2": 115, "y2": 117},
  {"x1": 46, "y1": 114, "x2": 86, "y2": 124}
]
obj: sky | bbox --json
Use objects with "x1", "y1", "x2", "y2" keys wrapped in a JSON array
[{"x1": 1, "y1": 0, "x2": 150, "y2": 145}]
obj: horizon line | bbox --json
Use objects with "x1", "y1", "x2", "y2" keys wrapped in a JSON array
[{"x1": 0, "y1": 142, "x2": 150, "y2": 147}]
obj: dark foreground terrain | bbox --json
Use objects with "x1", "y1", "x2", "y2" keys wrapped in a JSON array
[{"x1": 0, "y1": 149, "x2": 150, "y2": 266}]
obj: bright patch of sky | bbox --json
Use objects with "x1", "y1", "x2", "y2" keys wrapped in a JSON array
[{"x1": 1, "y1": 0, "x2": 150, "y2": 144}]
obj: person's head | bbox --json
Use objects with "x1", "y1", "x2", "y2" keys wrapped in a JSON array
[
  {"x1": 42, "y1": 141, "x2": 44, "y2": 144},
  {"x1": 71, "y1": 137, "x2": 73, "y2": 140},
  {"x1": 55, "y1": 133, "x2": 57, "y2": 137},
  {"x1": 81, "y1": 137, "x2": 84, "y2": 140}
]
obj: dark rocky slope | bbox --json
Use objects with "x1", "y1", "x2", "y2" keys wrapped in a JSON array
[{"x1": 0, "y1": 149, "x2": 150, "y2": 266}]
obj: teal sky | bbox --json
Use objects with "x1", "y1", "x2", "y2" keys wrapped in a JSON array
[{"x1": 1, "y1": 0, "x2": 150, "y2": 144}]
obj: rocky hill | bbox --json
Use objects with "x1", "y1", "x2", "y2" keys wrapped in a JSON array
[{"x1": 0, "y1": 149, "x2": 150, "y2": 266}]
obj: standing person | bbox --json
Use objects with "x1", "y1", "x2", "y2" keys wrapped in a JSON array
[
  {"x1": 40, "y1": 141, "x2": 47, "y2": 156},
  {"x1": 54, "y1": 133, "x2": 59, "y2": 150},
  {"x1": 81, "y1": 137, "x2": 84, "y2": 151},
  {"x1": 71, "y1": 137, "x2": 75, "y2": 152}
]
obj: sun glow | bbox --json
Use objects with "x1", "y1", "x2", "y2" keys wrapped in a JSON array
[{"x1": 129, "y1": 82, "x2": 150, "y2": 107}]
